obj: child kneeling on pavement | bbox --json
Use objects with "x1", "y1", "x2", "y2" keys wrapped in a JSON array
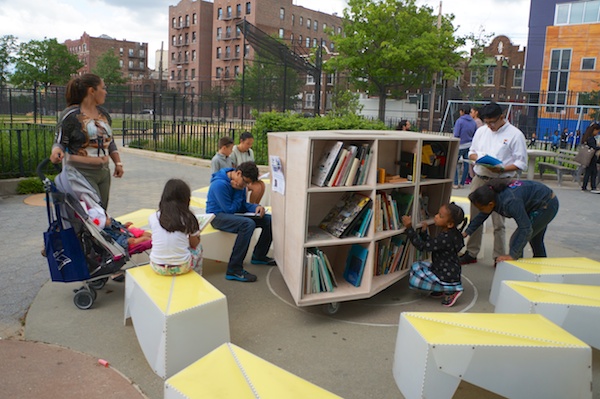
[{"x1": 401, "y1": 203, "x2": 467, "y2": 307}]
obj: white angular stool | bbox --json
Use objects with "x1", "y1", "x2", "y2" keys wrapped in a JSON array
[
  {"x1": 495, "y1": 280, "x2": 600, "y2": 349},
  {"x1": 165, "y1": 343, "x2": 342, "y2": 399},
  {"x1": 393, "y1": 312, "x2": 591, "y2": 399},
  {"x1": 125, "y1": 265, "x2": 230, "y2": 378},
  {"x1": 490, "y1": 257, "x2": 600, "y2": 305}
]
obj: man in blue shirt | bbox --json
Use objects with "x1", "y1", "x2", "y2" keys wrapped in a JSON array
[{"x1": 206, "y1": 161, "x2": 274, "y2": 282}]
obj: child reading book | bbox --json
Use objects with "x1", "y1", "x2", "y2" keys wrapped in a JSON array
[
  {"x1": 148, "y1": 179, "x2": 203, "y2": 276},
  {"x1": 401, "y1": 203, "x2": 467, "y2": 307}
]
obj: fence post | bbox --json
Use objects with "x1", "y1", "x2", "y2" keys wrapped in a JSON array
[{"x1": 16, "y1": 129, "x2": 24, "y2": 177}]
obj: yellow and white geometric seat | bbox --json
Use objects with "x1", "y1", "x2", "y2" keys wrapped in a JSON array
[
  {"x1": 165, "y1": 343, "x2": 342, "y2": 399},
  {"x1": 495, "y1": 281, "x2": 600, "y2": 349},
  {"x1": 393, "y1": 312, "x2": 592, "y2": 399},
  {"x1": 490, "y1": 257, "x2": 600, "y2": 305},
  {"x1": 125, "y1": 265, "x2": 230, "y2": 378}
]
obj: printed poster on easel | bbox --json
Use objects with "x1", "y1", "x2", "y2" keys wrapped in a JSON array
[{"x1": 269, "y1": 155, "x2": 285, "y2": 195}]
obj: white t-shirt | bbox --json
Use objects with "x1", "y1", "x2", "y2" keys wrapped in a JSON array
[
  {"x1": 148, "y1": 212, "x2": 191, "y2": 265},
  {"x1": 469, "y1": 121, "x2": 528, "y2": 178}
]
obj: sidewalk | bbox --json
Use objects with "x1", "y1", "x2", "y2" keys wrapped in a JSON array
[{"x1": 2, "y1": 147, "x2": 600, "y2": 398}]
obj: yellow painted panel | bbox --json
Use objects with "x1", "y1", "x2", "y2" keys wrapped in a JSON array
[
  {"x1": 506, "y1": 281, "x2": 600, "y2": 307},
  {"x1": 190, "y1": 197, "x2": 207, "y2": 209},
  {"x1": 169, "y1": 273, "x2": 225, "y2": 315},
  {"x1": 233, "y1": 345, "x2": 342, "y2": 399},
  {"x1": 127, "y1": 265, "x2": 225, "y2": 314},
  {"x1": 166, "y1": 344, "x2": 256, "y2": 398},
  {"x1": 167, "y1": 344, "x2": 341, "y2": 399},
  {"x1": 128, "y1": 265, "x2": 173, "y2": 312},
  {"x1": 115, "y1": 208, "x2": 155, "y2": 230},
  {"x1": 193, "y1": 186, "x2": 209, "y2": 194},
  {"x1": 504, "y1": 257, "x2": 600, "y2": 275},
  {"x1": 404, "y1": 312, "x2": 588, "y2": 347}
]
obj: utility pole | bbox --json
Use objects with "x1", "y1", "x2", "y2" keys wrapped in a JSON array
[{"x1": 427, "y1": 1, "x2": 442, "y2": 132}]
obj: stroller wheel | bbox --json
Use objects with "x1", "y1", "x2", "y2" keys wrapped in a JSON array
[
  {"x1": 73, "y1": 289, "x2": 94, "y2": 310},
  {"x1": 89, "y1": 277, "x2": 108, "y2": 290}
]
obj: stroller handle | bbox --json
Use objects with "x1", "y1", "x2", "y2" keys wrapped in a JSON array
[{"x1": 37, "y1": 158, "x2": 61, "y2": 181}]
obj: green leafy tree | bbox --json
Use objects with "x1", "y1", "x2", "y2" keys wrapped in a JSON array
[
  {"x1": 231, "y1": 52, "x2": 303, "y2": 113},
  {"x1": 0, "y1": 35, "x2": 18, "y2": 85},
  {"x1": 10, "y1": 38, "x2": 82, "y2": 88},
  {"x1": 578, "y1": 85, "x2": 600, "y2": 121},
  {"x1": 328, "y1": 81, "x2": 363, "y2": 117},
  {"x1": 92, "y1": 49, "x2": 127, "y2": 86},
  {"x1": 329, "y1": 0, "x2": 463, "y2": 121}
]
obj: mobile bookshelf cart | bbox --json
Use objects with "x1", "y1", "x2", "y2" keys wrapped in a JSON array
[{"x1": 268, "y1": 130, "x2": 459, "y2": 314}]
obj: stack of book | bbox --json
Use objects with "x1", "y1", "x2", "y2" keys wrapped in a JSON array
[
  {"x1": 319, "y1": 192, "x2": 372, "y2": 238},
  {"x1": 304, "y1": 248, "x2": 337, "y2": 294},
  {"x1": 374, "y1": 190, "x2": 414, "y2": 232},
  {"x1": 374, "y1": 234, "x2": 411, "y2": 275},
  {"x1": 311, "y1": 141, "x2": 372, "y2": 187}
]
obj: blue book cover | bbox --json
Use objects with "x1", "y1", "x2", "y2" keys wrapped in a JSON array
[
  {"x1": 343, "y1": 244, "x2": 368, "y2": 287},
  {"x1": 475, "y1": 154, "x2": 502, "y2": 166}
]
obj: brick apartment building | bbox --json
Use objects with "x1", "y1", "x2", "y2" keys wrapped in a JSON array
[
  {"x1": 64, "y1": 32, "x2": 150, "y2": 90},
  {"x1": 459, "y1": 35, "x2": 526, "y2": 103},
  {"x1": 168, "y1": 0, "x2": 343, "y2": 114}
]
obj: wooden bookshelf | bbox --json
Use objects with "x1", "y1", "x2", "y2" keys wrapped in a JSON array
[{"x1": 267, "y1": 130, "x2": 458, "y2": 311}]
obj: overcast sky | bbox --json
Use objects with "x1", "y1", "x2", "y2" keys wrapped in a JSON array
[{"x1": 0, "y1": 0, "x2": 531, "y2": 67}]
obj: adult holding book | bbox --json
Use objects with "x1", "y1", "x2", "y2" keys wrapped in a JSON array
[
  {"x1": 206, "y1": 161, "x2": 275, "y2": 283},
  {"x1": 459, "y1": 102, "x2": 528, "y2": 266},
  {"x1": 464, "y1": 179, "x2": 559, "y2": 261},
  {"x1": 230, "y1": 131, "x2": 265, "y2": 204}
]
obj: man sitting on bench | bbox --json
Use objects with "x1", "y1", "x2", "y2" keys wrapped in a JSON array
[{"x1": 206, "y1": 161, "x2": 275, "y2": 283}]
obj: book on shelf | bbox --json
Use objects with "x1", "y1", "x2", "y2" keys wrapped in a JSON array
[
  {"x1": 344, "y1": 244, "x2": 368, "y2": 287},
  {"x1": 398, "y1": 152, "x2": 416, "y2": 181},
  {"x1": 349, "y1": 207, "x2": 373, "y2": 238},
  {"x1": 418, "y1": 194, "x2": 430, "y2": 222},
  {"x1": 356, "y1": 145, "x2": 372, "y2": 185},
  {"x1": 304, "y1": 248, "x2": 336, "y2": 294},
  {"x1": 344, "y1": 157, "x2": 361, "y2": 186},
  {"x1": 332, "y1": 145, "x2": 358, "y2": 186},
  {"x1": 327, "y1": 148, "x2": 348, "y2": 187},
  {"x1": 311, "y1": 141, "x2": 344, "y2": 187},
  {"x1": 390, "y1": 190, "x2": 414, "y2": 217},
  {"x1": 319, "y1": 192, "x2": 372, "y2": 238},
  {"x1": 374, "y1": 233, "x2": 409, "y2": 275}
]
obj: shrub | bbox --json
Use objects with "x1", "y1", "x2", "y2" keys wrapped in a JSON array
[{"x1": 17, "y1": 175, "x2": 55, "y2": 194}]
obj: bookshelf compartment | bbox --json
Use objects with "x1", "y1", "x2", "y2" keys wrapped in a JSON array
[
  {"x1": 378, "y1": 139, "x2": 419, "y2": 183},
  {"x1": 417, "y1": 182, "x2": 453, "y2": 225},
  {"x1": 420, "y1": 140, "x2": 459, "y2": 182},
  {"x1": 310, "y1": 139, "x2": 375, "y2": 189},
  {"x1": 306, "y1": 190, "x2": 373, "y2": 242}
]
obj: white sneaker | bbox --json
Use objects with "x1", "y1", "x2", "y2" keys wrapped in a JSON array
[{"x1": 590, "y1": 190, "x2": 600, "y2": 194}]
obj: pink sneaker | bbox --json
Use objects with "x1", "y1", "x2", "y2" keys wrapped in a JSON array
[{"x1": 442, "y1": 291, "x2": 463, "y2": 307}]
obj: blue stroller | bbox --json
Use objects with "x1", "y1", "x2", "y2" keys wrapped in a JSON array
[{"x1": 38, "y1": 159, "x2": 148, "y2": 309}]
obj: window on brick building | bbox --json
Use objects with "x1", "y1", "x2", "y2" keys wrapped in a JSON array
[
  {"x1": 305, "y1": 92, "x2": 315, "y2": 108},
  {"x1": 307, "y1": 18, "x2": 311, "y2": 29},
  {"x1": 191, "y1": 69, "x2": 195, "y2": 79},
  {"x1": 246, "y1": 2, "x2": 251, "y2": 14},
  {"x1": 193, "y1": 13, "x2": 197, "y2": 24},
  {"x1": 513, "y1": 69, "x2": 523, "y2": 88},
  {"x1": 314, "y1": 20, "x2": 318, "y2": 31},
  {"x1": 236, "y1": 4, "x2": 242, "y2": 17},
  {"x1": 582, "y1": 57, "x2": 596, "y2": 70},
  {"x1": 216, "y1": 47, "x2": 222, "y2": 59},
  {"x1": 192, "y1": 50, "x2": 196, "y2": 60},
  {"x1": 216, "y1": 67, "x2": 222, "y2": 78},
  {"x1": 218, "y1": 8, "x2": 222, "y2": 19},
  {"x1": 185, "y1": 15, "x2": 189, "y2": 26},
  {"x1": 128, "y1": 60, "x2": 133, "y2": 68},
  {"x1": 279, "y1": 28, "x2": 284, "y2": 38},
  {"x1": 280, "y1": 8, "x2": 285, "y2": 19},
  {"x1": 192, "y1": 32, "x2": 196, "y2": 43},
  {"x1": 129, "y1": 48, "x2": 134, "y2": 56},
  {"x1": 172, "y1": 18, "x2": 176, "y2": 28}
]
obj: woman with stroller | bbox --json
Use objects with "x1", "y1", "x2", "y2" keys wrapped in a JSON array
[{"x1": 49, "y1": 73, "x2": 123, "y2": 209}]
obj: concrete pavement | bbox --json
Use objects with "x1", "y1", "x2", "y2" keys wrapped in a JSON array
[{"x1": 2, "y1": 147, "x2": 600, "y2": 398}]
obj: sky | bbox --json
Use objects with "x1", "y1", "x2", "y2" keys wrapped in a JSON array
[{"x1": 0, "y1": 0, "x2": 531, "y2": 68}]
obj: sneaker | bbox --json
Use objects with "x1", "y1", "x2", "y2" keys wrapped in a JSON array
[
  {"x1": 429, "y1": 291, "x2": 445, "y2": 298},
  {"x1": 251, "y1": 256, "x2": 276, "y2": 266},
  {"x1": 591, "y1": 190, "x2": 600, "y2": 194},
  {"x1": 225, "y1": 270, "x2": 257, "y2": 282},
  {"x1": 459, "y1": 253, "x2": 477, "y2": 265},
  {"x1": 442, "y1": 291, "x2": 463, "y2": 307}
]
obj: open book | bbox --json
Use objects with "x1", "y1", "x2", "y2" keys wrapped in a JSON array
[
  {"x1": 474, "y1": 155, "x2": 502, "y2": 167},
  {"x1": 195, "y1": 213, "x2": 216, "y2": 232}
]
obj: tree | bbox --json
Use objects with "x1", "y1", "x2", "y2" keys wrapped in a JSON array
[
  {"x1": 10, "y1": 38, "x2": 82, "y2": 88},
  {"x1": 329, "y1": 0, "x2": 463, "y2": 121},
  {"x1": 231, "y1": 52, "x2": 303, "y2": 113},
  {"x1": 92, "y1": 50, "x2": 127, "y2": 86},
  {"x1": 0, "y1": 35, "x2": 18, "y2": 85}
]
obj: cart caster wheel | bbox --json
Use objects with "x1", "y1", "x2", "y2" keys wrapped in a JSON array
[
  {"x1": 73, "y1": 289, "x2": 94, "y2": 310},
  {"x1": 322, "y1": 302, "x2": 341, "y2": 315},
  {"x1": 89, "y1": 277, "x2": 108, "y2": 290}
]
